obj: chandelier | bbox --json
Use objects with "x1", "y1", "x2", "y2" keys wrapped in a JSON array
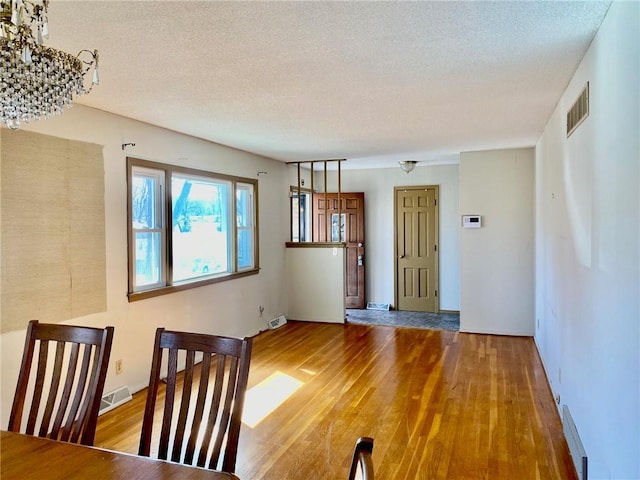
[
  {"x1": 0, "y1": 0, "x2": 99, "y2": 129},
  {"x1": 398, "y1": 160, "x2": 418, "y2": 173}
]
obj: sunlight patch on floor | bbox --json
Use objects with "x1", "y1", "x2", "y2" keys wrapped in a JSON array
[{"x1": 242, "y1": 371, "x2": 304, "y2": 428}]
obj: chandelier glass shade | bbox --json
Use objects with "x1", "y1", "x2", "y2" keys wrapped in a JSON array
[{"x1": 0, "y1": 0, "x2": 99, "y2": 129}]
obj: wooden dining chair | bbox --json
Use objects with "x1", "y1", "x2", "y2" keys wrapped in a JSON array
[
  {"x1": 348, "y1": 437, "x2": 375, "y2": 480},
  {"x1": 138, "y1": 328, "x2": 253, "y2": 474},
  {"x1": 8, "y1": 320, "x2": 114, "y2": 446}
]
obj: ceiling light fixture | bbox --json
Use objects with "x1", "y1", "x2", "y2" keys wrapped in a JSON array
[
  {"x1": 398, "y1": 160, "x2": 418, "y2": 173},
  {"x1": 0, "y1": 0, "x2": 99, "y2": 129}
]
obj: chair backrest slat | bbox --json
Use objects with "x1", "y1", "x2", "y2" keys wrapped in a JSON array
[
  {"x1": 26, "y1": 341, "x2": 49, "y2": 435},
  {"x1": 70, "y1": 344, "x2": 103, "y2": 443},
  {"x1": 172, "y1": 349, "x2": 196, "y2": 462},
  {"x1": 38, "y1": 341, "x2": 66, "y2": 437},
  {"x1": 62, "y1": 343, "x2": 92, "y2": 442},
  {"x1": 197, "y1": 354, "x2": 226, "y2": 468},
  {"x1": 9, "y1": 320, "x2": 38, "y2": 428},
  {"x1": 159, "y1": 347, "x2": 179, "y2": 460},
  {"x1": 184, "y1": 352, "x2": 211, "y2": 465},
  {"x1": 139, "y1": 328, "x2": 252, "y2": 474},
  {"x1": 138, "y1": 330, "x2": 162, "y2": 457},
  {"x1": 82, "y1": 340, "x2": 113, "y2": 443},
  {"x1": 49, "y1": 343, "x2": 80, "y2": 439},
  {"x1": 8, "y1": 320, "x2": 114, "y2": 447},
  {"x1": 210, "y1": 356, "x2": 239, "y2": 471}
]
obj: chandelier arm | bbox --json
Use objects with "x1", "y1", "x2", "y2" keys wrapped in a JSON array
[
  {"x1": 77, "y1": 48, "x2": 98, "y2": 63},
  {"x1": 76, "y1": 49, "x2": 99, "y2": 93}
]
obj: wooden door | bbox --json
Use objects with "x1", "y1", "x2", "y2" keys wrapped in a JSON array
[
  {"x1": 395, "y1": 186, "x2": 439, "y2": 312},
  {"x1": 314, "y1": 192, "x2": 365, "y2": 309}
]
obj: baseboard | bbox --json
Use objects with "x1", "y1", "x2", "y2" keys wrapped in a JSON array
[
  {"x1": 459, "y1": 327, "x2": 534, "y2": 337},
  {"x1": 285, "y1": 316, "x2": 344, "y2": 324},
  {"x1": 533, "y1": 336, "x2": 561, "y2": 413},
  {"x1": 438, "y1": 309, "x2": 460, "y2": 314}
]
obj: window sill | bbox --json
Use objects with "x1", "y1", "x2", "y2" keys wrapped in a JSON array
[{"x1": 128, "y1": 268, "x2": 260, "y2": 302}]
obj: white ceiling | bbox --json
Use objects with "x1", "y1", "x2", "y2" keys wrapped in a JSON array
[{"x1": 48, "y1": 1, "x2": 610, "y2": 169}]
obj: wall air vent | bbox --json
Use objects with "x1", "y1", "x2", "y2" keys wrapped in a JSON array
[
  {"x1": 268, "y1": 315, "x2": 287, "y2": 329},
  {"x1": 567, "y1": 82, "x2": 589, "y2": 137},
  {"x1": 99, "y1": 385, "x2": 132, "y2": 416},
  {"x1": 366, "y1": 302, "x2": 390, "y2": 311}
]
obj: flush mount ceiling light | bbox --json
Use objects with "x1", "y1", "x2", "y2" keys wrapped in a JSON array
[
  {"x1": 0, "y1": 0, "x2": 99, "y2": 129},
  {"x1": 398, "y1": 160, "x2": 418, "y2": 173}
]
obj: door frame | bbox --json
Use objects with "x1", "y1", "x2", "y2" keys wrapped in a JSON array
[{"x1": 393, "y1": 185, "x2": 440, "y2": 312}]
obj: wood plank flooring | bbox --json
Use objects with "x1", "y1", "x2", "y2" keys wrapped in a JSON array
[{"x1": 94, "y1": 321, "x2": 577, "y2": 480}]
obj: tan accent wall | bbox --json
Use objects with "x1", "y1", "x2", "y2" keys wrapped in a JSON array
[{"x1": 0, "y1": 130, "x2": 106, "y2": 333}]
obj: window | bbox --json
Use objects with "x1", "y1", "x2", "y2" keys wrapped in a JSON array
[
  {"x1": 131, "y1": 167, "x2": 166, "y2": 290},
  {"x1": 128, "y1": 158, "x2": 259, "y2": 301},
  {"x1": 236, "y1": 183, "x2": 255, "y2": 269},
  {"x1": 290, "y1": 188, "x2": 311, "y2": 242}
]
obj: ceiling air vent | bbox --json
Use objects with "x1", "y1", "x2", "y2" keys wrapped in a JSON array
[{"x1": 567, "y1": 82, "x2": 589, "y2": 137}]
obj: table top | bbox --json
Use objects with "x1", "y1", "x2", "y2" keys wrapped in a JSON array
[{"x1": 0, "y1": 431, "x2": 240, "y2": 480}]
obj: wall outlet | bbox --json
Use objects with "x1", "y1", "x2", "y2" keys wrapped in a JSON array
[
  {"x1": 115, "y1": 359, "x2": 123, "y2": 375},
  {"x1": 555, "y1": 393, "x2": 561, "y2": 405}
]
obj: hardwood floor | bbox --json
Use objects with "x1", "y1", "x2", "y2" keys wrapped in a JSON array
[{"x1": 94, "y1": 321, "x2": 577, "y2": 480}]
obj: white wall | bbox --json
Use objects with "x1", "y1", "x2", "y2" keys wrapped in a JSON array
[
  {"x1": 535, "y1": 2, "x2": 639, "y2": 478},
  {"x1": 286, "y1": 246, "x2": 346, "y2": 323},
  {"x1": 459, "y1": 148, "x2": 535, "y2": 336},
  {"x1": 325, "y1": 164, "x2": 460, "y2": 311},
  {"x1": 0, "y1": 105, "x2": 290, "y2": 428}
]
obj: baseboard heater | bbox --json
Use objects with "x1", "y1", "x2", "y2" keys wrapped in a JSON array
[
  {"x1": 563, "y1": 405, "x2": 588, "y2": 480},
  {"x1": 99, "y1": 385, "x2": 132, "y2": 416}
]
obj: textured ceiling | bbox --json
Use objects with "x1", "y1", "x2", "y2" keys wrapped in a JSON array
[{"x1": 48, "y1": 1, "x2": 610, "y2": 168}]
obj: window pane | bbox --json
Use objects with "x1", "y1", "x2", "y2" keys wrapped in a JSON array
[
  {"x1": 331, "y1": 213, "x2": 346, "y2": 242},
  {"x1": 291, "y1": 191, "x2": 310, "y2": 242},
  {"x1": 237, "y1": 229, "x2": 253, "y2": 269},
  {"x1": 171, "y1": 175, "x2": 230, "y2": 282},
  {"x1": 237, "y1": 184, "x2": 254, "y2": 269},
  {"x1": 132, "y1": 172, "x2": 162, "y2": 229},
  {"x1": 135, "y1": 232, "x2": 162, "y2": 287},
  {"x1": 236, "y1": 184, "x2": 252, "y2": 228},
  {"x1": 132, "y1": 167, "x2": 165, "y2": 291}
]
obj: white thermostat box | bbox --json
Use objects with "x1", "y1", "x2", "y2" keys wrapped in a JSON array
[{"x1": 462, "y1": 215, "x2": 482, "y2": 228}]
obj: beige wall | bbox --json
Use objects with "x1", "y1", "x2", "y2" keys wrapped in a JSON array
[
  {"x1": 535, "y1": 2, "x2": 639, "y2": 477},
  {"x1": 286, "y1": 246, "x2": 346, "y2": 323},
  {"x1": 0, "y1": 104, "x2": 290, "y2": 427},
  {"x1": 459, "y1": 148, "x2": 535, "y2": 335}
]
